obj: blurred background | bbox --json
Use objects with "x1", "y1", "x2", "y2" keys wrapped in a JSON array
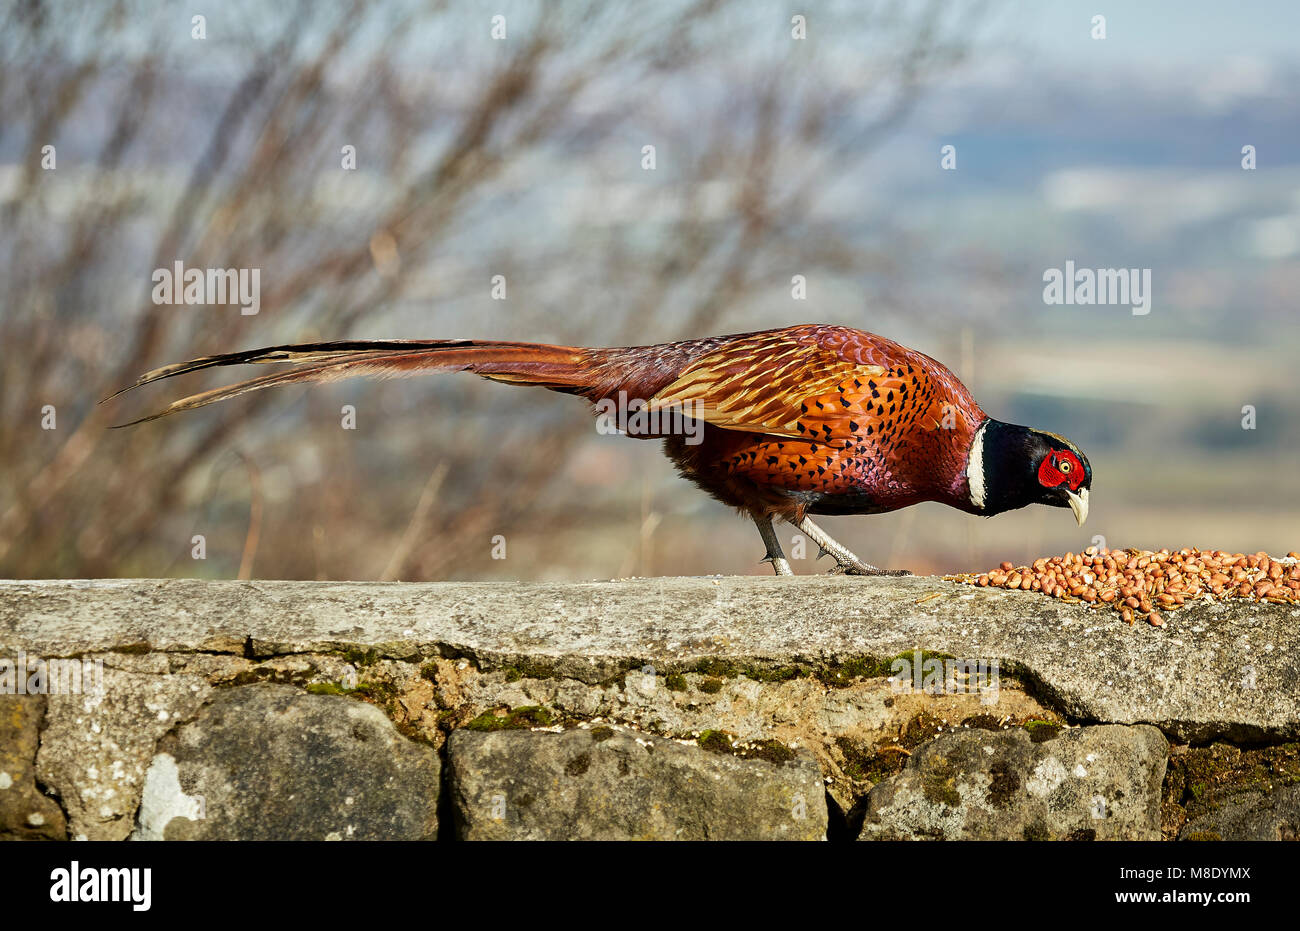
[{"x1": 2, "y1": 0, "x2": 1297, "y2": 582}]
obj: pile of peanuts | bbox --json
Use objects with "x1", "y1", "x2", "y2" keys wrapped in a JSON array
[{"x1": 949, "y1": 548, "x2": 1300, "y2": 627}]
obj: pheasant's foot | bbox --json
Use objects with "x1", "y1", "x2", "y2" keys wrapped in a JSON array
[
  {"x1": 753, "y1": 514, "x2": 795, "y2": 577},
  {"x1": 793, "y1": 516, "x2": 910, "y2": 577},
  {"x1": 763, "y1": 555, "x2": 795, "y2": 576}
]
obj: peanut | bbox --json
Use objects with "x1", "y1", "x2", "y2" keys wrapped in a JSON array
[{"x1": 949, "y1": 546, "x2": 1299, "y2": 627}]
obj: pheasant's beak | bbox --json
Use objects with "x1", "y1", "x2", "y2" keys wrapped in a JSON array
[{"x1": 1066, "y1": 488, "x2": 1089, "y2": 527}]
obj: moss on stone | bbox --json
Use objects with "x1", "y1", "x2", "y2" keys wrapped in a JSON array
[
  {"x1": 465, "y1": 704, "x2": 556, "y2": 732},
  {"x1": 961, "y1": 712, "x2": 1065, "y2": 741},
  {"x1": 815, "y1": 656, "x2": 885, "y2": 686},
  {"x1": 814, "y1": 651, "x2": 960, "y2": 688},
  {"x1": 503, "y1": 705, "x2": 554, "y2": 728},
  {"x1": 496, "y1": 658, "x2": 556, "y2": 680},
  {"x1": 920, "y1": 754, "x2": 961, "y2": 808},
  {"x1": 835, "y1": 735, "x2": 908, "y2": 784},
  {"x1": 692, "y1": 659, "x2": 738, "y2": 678},
  {"x1": 394, "y1": 719, "x2": 437, "y2": 747},
  {"x1": 699, "y1": 677, "x2": 723, "y2": 694},
  {"x1": 1162, "y1": 741, "x2": 1300, "y2": 838},
  {"x1": 689, "y1": 658, "x2": 804, "y2": 683},
  {"x1": 743, "y1": 664, "x2": 806, "y2": 683},
  {"x1": 986, "y1": 759, "x2": 1020, "y2": 809},
  {"x1": 665, "y1": 674, "x2": 687, "y2": 692},
  {"x1": 697, "y1": 729, "x2": 734, "y2": 754},
  {"x1": 1023, "y1": 820, "x2": 1050, "y2": 841},
  {"x1": 227, "y1": 665, "x2": 312, "y2": 688},
  {"x1": 306, "y1": 682, "x2": 351, "y2": 696},
  {"x1": 464, "y1": 712, "x2": 510, "y2": 731},
  {"x1": 696, "y1": 729, "x2": 797, "y2": 765},
  {"x1": 900, "y1": 711, "x2": 949, "y2": 748},
  {"x1": 676, "y1": 651, "x2": 966, "y2": 690},
  {"x1": 113, "y1": 641, "x2": 153, "y2": 655},
  {"x1": 747, "y1": 739, "x2": 796, "y2": 765},
  {"x1": 342, "y1": 648, "x2": 379, "y2": 668},
  {"x1": 305, "y1": 676, "x2": 396, "y2": 707},
  {"x1": 1023, "y1": 720, "x2": 1062, "y2": 743}
]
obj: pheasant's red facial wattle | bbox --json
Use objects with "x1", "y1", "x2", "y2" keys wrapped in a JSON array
[{"x1": 1038, "y1": 449, "x2": 1086, "y2": 491}]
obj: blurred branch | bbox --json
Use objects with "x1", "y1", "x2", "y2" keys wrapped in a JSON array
[
  {"x1": 379, "y1": 462, "x2": 447, "y2": 582},
  {"x1": 235, "y1": 451, "x2": 264, "y2": 580}
]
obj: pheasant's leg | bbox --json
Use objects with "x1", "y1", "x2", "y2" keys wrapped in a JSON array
[
  {"x1": 791, "y1": 516, "x2": 911, "y2": 577},
  {"x1": 754, "y1": 515, "x2": 795, "y2": 576}
]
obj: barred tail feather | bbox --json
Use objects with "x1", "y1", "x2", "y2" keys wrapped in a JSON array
[{"x1": 106, "y1": 339, "x2": 593, "y2": 427}]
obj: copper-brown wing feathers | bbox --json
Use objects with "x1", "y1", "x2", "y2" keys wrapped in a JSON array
[
  {"x1": 649, "y1": 325, "x2": 987, "y2": 514},
  {"x1": 646, "y1": 329, "x2": 889, "y2": 438}
]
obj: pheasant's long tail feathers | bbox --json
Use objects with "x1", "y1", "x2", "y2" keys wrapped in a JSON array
[{"x1": 105, "y1": 339, "x2": 596, "y2": 427}]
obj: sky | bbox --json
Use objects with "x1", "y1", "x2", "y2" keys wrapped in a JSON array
[{"x1": 1010, "y1": 0, "x2": 1300, "y2": 66}]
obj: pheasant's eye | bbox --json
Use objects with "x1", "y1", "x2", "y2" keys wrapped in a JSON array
[{"x1": 1058, "y1": 459, "x2": 1072, "y2": 474}]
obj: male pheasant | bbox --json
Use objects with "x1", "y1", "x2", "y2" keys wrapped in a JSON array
[{"x1": 107, "y1": 324, "x2": 1092, "y2": 575}]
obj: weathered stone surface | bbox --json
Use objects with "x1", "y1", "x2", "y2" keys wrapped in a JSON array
[
  {"x1": 420, "y1": 656, "x2": 1052, "y2": 803},
  {"x1": 0, "y1": 695, "x2": 66, "y2": 839},
  {"x1": 35, "y1": 662, "x2": 211, "y2": 840},
  {"x1": 859, "y1": 724, "x2": 1168, "y2": 840},
  {"x1": 3, "y1": 579, "x2": 1298, "y2": 841},
  {"x1": 447, "y1": 725, "x2": 827, "y2": 840},
  {"x1": 3, "y1": 577, "x2": 1296, "y2": 742},
  {"x1": 1162, "y1": 742, "x2": 1300, "y2": 840},
  {"x1": 1179, "y1": 785, "x2": 1300, "y2": 841},
  {"x1": 131, "y1": 683, "x2": 439, "y2": 840}
]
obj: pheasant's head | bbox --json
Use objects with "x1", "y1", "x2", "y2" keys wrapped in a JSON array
[{"x1": 968, "y1": 421, "x2": 1092, "y2": 525}]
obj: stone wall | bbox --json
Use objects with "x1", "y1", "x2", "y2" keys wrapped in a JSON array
[{"x1": 1, "y1": 576, "x2": 1297, "y2": 841}]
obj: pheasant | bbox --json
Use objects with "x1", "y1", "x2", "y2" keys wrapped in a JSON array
[{"x1": 107, "y1": 324, "x2": 1092, "y2": 576}]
